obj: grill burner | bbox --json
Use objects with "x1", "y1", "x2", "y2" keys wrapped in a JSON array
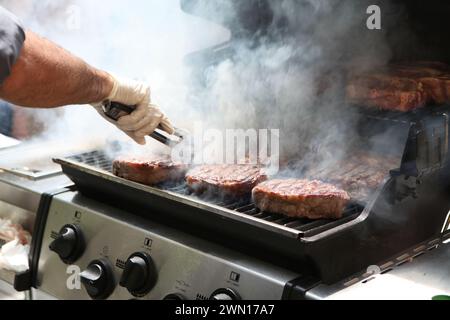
[{"x1": 66, "y1": 150, "x2": 363, "y2": 239}]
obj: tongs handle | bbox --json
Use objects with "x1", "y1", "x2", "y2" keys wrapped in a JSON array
[{"x1": 102, "y1": 101, "x2": 184, "y2": 147}]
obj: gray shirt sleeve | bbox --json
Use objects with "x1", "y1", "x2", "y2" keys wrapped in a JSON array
[{"x1": 0, "y1": 6, "x2": 25, "y2": 85}]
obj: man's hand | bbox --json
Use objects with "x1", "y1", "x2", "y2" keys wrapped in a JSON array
[{"x1": 92, "y1": 76, "x2": 174, "y2": 145}]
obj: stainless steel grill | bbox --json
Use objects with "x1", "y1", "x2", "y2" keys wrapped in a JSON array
[{"x1": 63, "y1": 150, "x2": 364, "y2": 239}]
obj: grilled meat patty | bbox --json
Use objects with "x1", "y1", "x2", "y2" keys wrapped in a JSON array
[
  {"x1": 113, "y1": 156, "x2": 188, "y2": 186},
  {"x1": 306, "y1": 153, "x2": 397, "y2": 201},
  {"x1": 252, "y1": 179, "x2": 350, "y2": 219},
  {"x1": 346, "y1": 75, "x2": 428, "y2": 112},
  {"x1": 346, "y1": 61, "x2": 450, "y2": 111},
  {"x1": 186, "y1": 164, "x2": 268, "y2": 196}
]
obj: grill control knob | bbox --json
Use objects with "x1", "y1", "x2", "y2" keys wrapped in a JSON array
[
  {"x1": 210, "y1": 288, "x2": 241, "y2": 300},
  {"x1": 80, "y1": 259, "x2": 115, "y2": 300},
  {"x1": 119, "y1": 252, "x2": 157, "y2": 297},
  {"x1": 49, "y1": 224, "x2": 85, "y2": 264}
]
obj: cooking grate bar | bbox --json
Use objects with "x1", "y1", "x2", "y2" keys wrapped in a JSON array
[
  {"x1": 295, "y1": 219, "x2": 332, "y2": 231},
  {"x1": 262, "y1": 214, "x2": 286, "y2": 222},
  {"x1": 302, "y1": 212, "x2": 361, "y2": 237},
  {"x1": 244, "y1": 209, "x2": 260, "y2": 216},
  {"x1": 253, "y1": 212, "x2": 269, "y2": 219},
  {"x1": 278, "y1": 218, "x2": 298, "y2": 225},
  {"x1": 223, "y1": 201, "x2": 247, "y2": 210},
  {"x1": 285, "y1": 220, "x2": 309, "y2": 229},
  {"x1": 235, "y1": 204, "x2": 256, "y2": 212}
]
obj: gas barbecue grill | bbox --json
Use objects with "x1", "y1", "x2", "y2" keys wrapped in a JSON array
[
  {"x1": 12, "y1": 0, "x2": 450, "y2": 300},
  {"x1": 50, "y1": 104, "x2": 450, "y2": 290}
]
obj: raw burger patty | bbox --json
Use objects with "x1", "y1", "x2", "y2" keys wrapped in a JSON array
[
  {"x1": 252, "y1": 179, "x2": 350, "y2": 219},
  {"x1": 113, "y1": 156, "x2": 188, "y2": 186},
  {"x1": 186, "y1": 164, "x2": 268, "y2": 196}
]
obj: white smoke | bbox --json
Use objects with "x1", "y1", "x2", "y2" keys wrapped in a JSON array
[
  {"x1": 188, "y1": 0, "x2": 396, "y2": 174},
  {"x1": 1, "y1": 0, "x2": 229, "y2": 150},
  {"x1": 1, "y1": 0, "x2": 405, "y2": 173}
]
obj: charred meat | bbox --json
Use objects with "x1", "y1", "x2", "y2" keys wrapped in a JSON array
[
  {"x1": 113, "y1": 156, "x2": 188, "y2": 186},
  {"x1": 252, "y1": 179, "x2": 350, "y2": 219},
  {"x1": 346, "y1": 61, "x2": 450, "y2": 111},
  {"x1": 306, "y1": 153, "x2": 398, "y2": 201},
  {"x1": 186, "y1": 164, "x2": 268, "y2": 196}
]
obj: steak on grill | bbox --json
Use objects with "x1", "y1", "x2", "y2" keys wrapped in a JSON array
[
  {"x1": 113, "y1": 156, "x2": 188, "y2": 186},
  {"x1": 253, "y1": 179, "x2": 350, "y2": 219},
  {"x1": 346, "y1": 61, "x2": 450, "y2": 111},
  {"x1": 186, "y1": 164, "x2": 268, "y2": 196},
  {"x1": 306, "y1": 153, "x2": 398, "y2": 201}
]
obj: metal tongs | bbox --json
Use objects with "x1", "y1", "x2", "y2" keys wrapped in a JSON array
[{"x1": 102, "y1": 101, "x2": 186, "y2": 148}]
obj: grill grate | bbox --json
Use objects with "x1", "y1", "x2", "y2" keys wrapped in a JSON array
[
  {"x1": 66, "y1": 150, "x2": 363, "y2": 238},
  {"x1": 233, "y1": 200, "x2": 362, "y2": 237},
  {"x1": 159, "y1": 174, "x2": 363, "y2": 238},
  {"x1": 68, "y1": 150, "x2": 113, "y2": 172}
]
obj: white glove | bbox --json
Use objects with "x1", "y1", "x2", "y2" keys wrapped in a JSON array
[{"x1": 92, "y1": 75, "x2": 174, "y2": 145}]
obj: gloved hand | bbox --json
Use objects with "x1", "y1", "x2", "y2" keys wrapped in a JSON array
[{"x1": 91, "y1": 75, "x2": 174, "y2": 145}]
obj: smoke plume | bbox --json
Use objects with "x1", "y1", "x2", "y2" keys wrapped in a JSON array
[{"x1": 1, "y1": 0, "x2": 408, "y2": 173}]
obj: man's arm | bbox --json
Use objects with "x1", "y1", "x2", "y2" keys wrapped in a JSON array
[
  {"x1": 0, "y1": 31, "x2": 114, "y2": 108},
  {"x1": 0, "y1": 6, "x2": 173, "y2": 145}
]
